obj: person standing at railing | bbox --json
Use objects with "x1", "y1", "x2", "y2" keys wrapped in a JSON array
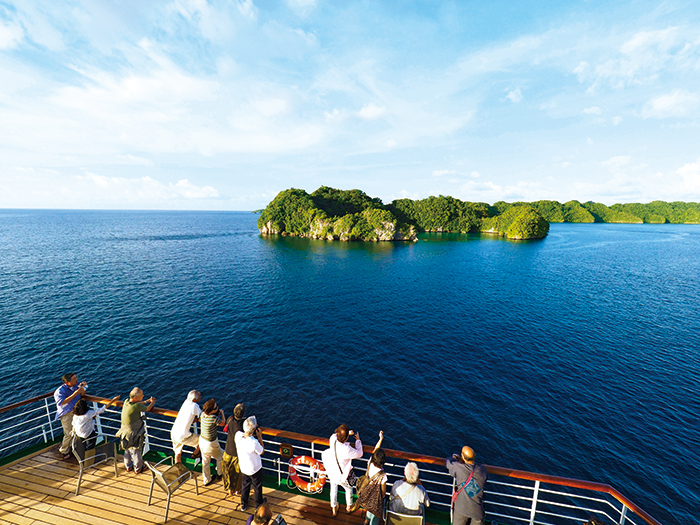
[
  {"x1": 222, "y1": 403, "x2": 246, "y2": 497},
  {"x1": 235, "y1": 415, "x2": 265, "y2": 512},
  {"x1": 171, "y1": 390, "x2": 202, "y2": 464},
  {"x1": 199, "y1": 398, "x2": 225, "y2": 487},
  {"x1": 446, "y1": 446, "x2": 488, "y2": 525},
  {"x1": 321, "y1": 423, "x2": 363, "y2": 517},
  {"x1": 54, "y1": 372, "x2": 87, "y2": 460},
  {"x1": 115, "y1": 387, "x2": 156, "y2": 474},
  {"x1": 72, "y1": 395, "x2": 120, "y2": 450}
]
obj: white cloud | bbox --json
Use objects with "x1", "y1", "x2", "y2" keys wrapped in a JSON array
[
  {"x1": 583, "y1": 106, "x2": 602, "y2": 115},
  {"x1": 252, "y1": 98, "x2": 290, "y2": 117},
  {"x1": 612, "y1": 116, "x2": 623, "y2": 125},
  {"x1": 433, "y1": 169, "x2": 456, "y2": 177},
  {"x1": 675, "y1": 158, "x2": 700, "y2": 194},
  {"x1": 115, "y1": 154, "x2": 154, "y2": 166},
  {"x1": 356, "y1": 103, "x2": 386, "y2": 120},
  {"x1": 642, "y1": 89, "x2": 699, "y2": 118},
  {"x1": 0, "y1": 20, "x2": 24, "y2": 49},
  {"x1": 506, "y1": 87, "x2": 523, "y2": 103},
  {"x1": 621, "y1": 28, "x2": 678, "y2": 54},
  {"x1": 81, "y1": 173, "x2": 219, "y2": 200},
  {"x1": 601, "y1": 155, "x2": 632, "y2": 169}
]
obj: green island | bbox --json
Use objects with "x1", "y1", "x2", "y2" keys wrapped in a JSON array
[
  {"x1": 258, "y1": 187, "x2": 700, "y2": 242},
  {"x1": 257, "y1": 187, "x2": 549, "y2": 241}
]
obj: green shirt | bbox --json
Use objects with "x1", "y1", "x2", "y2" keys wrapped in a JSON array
[{"x1": 121, "y1": 399, "x2": 147, "y2": 426}]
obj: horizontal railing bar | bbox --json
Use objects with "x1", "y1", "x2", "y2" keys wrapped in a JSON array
[
  {"x1": 0, "y1": 414, "x2": 55, "y2": 435},
  {"x1": 0, "y1": 405, "x2": 49, "y2": 424},
  {"x1": 0, "y1": 433, "x2": 45, "y2": 454},
  {"x1": 0, "y1": 392, "x2": 54, "y2": 414}
]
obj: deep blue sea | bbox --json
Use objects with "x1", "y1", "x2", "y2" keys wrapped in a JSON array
[{"x1": 1, "y1": 210, "x2": 698, "y2": 524}]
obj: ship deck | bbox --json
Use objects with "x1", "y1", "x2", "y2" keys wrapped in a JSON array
[{"x1": 0, "y1": 446, "x2": 366, "y2": 525}]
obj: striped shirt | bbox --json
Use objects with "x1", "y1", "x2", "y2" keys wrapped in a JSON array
[{"x1": 200, "y1": 412, "x2": 221, "y2": 442}]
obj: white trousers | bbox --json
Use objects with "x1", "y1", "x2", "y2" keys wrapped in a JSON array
[
  {"x1": 199, "y1": 437, "x2": 223, "y2": 484},
  {"x1": 329, "y1": 479, "x2": 353, "y2": 509}
]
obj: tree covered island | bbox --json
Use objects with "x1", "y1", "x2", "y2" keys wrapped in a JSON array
[{"x1": 257, "y1": 187, "x2": 549, "y2": 241}]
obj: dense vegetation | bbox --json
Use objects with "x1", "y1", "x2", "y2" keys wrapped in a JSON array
[
  {"x1": 495, "y1": 200, "x2": 700, "y2": 224},
  {"x1": 257, "y1": 187, "x2": 549, "y2": 241}
]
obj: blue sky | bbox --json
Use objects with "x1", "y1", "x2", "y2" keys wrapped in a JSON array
[{"x1": 1, "y1": 0, "x2": 699, "y2": 210}]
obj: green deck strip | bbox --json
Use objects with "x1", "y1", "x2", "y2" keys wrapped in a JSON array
[{"x1": 0, "y1": 436, "x2": 62, "y2": 467}]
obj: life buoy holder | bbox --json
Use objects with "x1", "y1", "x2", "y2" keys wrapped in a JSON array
[{"x1": 288, "y1": 455, "x2": 326, "y2": 494}]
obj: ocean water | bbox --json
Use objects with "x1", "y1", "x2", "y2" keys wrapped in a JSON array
[{"x1": 1, "y1": 209, "x2": 698, "y2": 524}]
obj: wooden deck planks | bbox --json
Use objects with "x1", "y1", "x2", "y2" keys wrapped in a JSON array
[{"x1": 0, "y1": 448, "x2": 368, "y2": 525}]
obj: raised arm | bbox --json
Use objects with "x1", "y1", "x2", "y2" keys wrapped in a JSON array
[{"x1": 372, "y1": 430, "x2": 384, "y2": 453}]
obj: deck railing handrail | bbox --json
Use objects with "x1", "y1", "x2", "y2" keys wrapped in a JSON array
[{"x1": 0, "y1": 393, "x2": 661, "y2": 525}]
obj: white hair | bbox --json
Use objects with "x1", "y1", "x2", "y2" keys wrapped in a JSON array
[
  {"x1": 187, "y1": 390, "x2": 200, "y2": 402},
  {"x1": 243, "y1": 415, "x2": 258, "y2": 436},
  {"x1": 404, "y1": 462, "x2": 420, "y2": 484}
]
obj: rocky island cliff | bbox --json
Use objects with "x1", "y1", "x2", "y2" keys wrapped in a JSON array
[{"x1": 257, "y1": 187, "x2": 550, "y2": 241}]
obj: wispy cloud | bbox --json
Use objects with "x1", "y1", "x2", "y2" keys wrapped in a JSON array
[{"x1": 642, "y1": 89, "x2": 699, "y2": 118}]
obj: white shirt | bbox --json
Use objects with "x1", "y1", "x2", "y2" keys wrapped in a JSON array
[
  {"x1": 235, "y1": 432, "x2": 263, "y2": 475},
  {"x1": 321, "y1": 433, "x2": 363, "y2": 483},
  {"x1": 390, "y1": 480, "x2": 430, "y2": 512},
  {"x1": 72, "y1": 406, "x2": 107, "y2": 438},
  {"x1": 170, "y1": 399, "x2": 202, "y2": 442}
]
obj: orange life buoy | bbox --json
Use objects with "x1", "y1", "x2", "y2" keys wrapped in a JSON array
[{"x1": 288, "y1": 455, "x2": 326, "y2": 493}]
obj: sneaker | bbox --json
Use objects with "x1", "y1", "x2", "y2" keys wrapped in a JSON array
[
  {"x1": 134, "y1": 466, "x2": 145, "y2": 475},
  {"x1": 240, "y1": 505, "x2": 247, "y2": 512},
  {"x1": 125, "y1": 466, "x2": 133, "y2": 472}
]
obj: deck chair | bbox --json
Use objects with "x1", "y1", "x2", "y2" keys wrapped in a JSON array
[
  {"x1": 384, "y1": 499, "x2": 426, "y2": 525},
  {"x1": 71, "y1": 436, "x2": 118, "y2": 495},
  {"x1": 146, "y1": 457, "x2": 199, "y2": 523}
]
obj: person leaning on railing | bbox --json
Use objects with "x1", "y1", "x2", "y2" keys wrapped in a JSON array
[
  {"x1": 72, "y1": 395, "x2": 120, "y2": 450},
  {"x1": 446, "y1": 446, "x2": 488, "y2": 525},
  {"x1": 115, "y1": 387, "x2": 156, "y2": 474},
  {"x1": 54, "y1": 372, "x2": 87, "y2": 460},
  {"x1": 222, "y1": 402, "x2": 246, "y2": 497},
  {"x1": 170, "y1": 390, "x2": 202, "y2": 464},
  {"x1": 199, "y1": 398, "x2": 225, "y2": 487}
]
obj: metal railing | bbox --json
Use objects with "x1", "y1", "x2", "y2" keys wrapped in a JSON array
[{"x1": 0, "y1": 393, "x2": 662, "y2": 525}]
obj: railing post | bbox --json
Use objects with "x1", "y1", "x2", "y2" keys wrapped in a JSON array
[
  {"x1": 143, "y1": 417, "x2": 151, "y2": 455},
  {"x1": 450, "y1": 477, "x2": 456, "y2": 524},
  {"x1": 43, "y1": 398, "x2": 55, "y2": 440},
  {"x1": 311, "y1": 442, "x2": 315, "y2": 458},
  {"x1": 92, "y1": 401, "x2": 104, "y2": 442},
  {"x1": 528, "y1": 480, "x2": 540, "y2": 525},
  {"x1": 619, "y1": 504, "x2": 628, "y2": 525}
]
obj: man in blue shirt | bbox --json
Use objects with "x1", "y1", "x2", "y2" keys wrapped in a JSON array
[{"x1": 54, "y1": 372, "x2": 86, "y2": 460}]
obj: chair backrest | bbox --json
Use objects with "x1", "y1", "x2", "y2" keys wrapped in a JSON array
[
  {"x1": 72, "y1": 436, "x2": 86, "y2": 462},
  {"x1": 385, "y1": 510, "x2": 424, "y2": 525},
  {"x1": 145, "y1": 461, "x2": 170, "y2": 494}
]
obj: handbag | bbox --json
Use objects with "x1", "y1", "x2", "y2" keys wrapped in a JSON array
[
  {"x1": 335, "y1": 441, "x2": 357, "y2": 486},
  {"x1": 452, "y1": 465, "x2": 482, "y2": 508}
]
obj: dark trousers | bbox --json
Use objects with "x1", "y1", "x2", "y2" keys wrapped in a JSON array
[
  {"x1": 241, "y1": 469, "x2": 264, "y2": 508},
  {"x1": 81, "y1": 431, "x2": 97, "y2": 451}
]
